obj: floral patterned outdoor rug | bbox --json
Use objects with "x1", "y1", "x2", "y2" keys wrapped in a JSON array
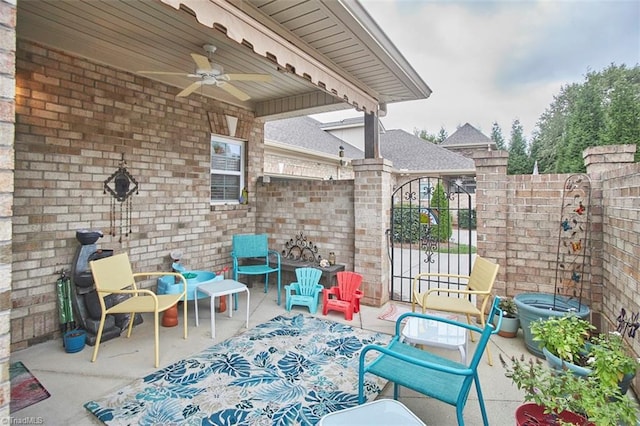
[
  {"x1": 10, "y1": 361, "x2": 51, "y2": 413},
  {"x1": 84, "y1": 313, "x2": 391, "y2": 425}
]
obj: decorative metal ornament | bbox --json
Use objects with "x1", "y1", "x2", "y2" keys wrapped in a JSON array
[{"x1": 103, "y1": 153, "x2": 139, "y2": 242}]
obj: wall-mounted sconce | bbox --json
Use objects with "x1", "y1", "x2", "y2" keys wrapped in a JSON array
[{"x1": 339, "y1": 146, "x2": 346, "y2": 166}]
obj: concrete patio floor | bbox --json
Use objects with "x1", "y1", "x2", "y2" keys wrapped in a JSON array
[{"x1": 8, "y1": 283, "x2": 618, "y2": 425}]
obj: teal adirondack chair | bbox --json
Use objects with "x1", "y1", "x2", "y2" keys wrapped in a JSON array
[
  {"x1": 231, "y1": 234, "x2": 282, "y2": 305},
  {"x1": 285, "y1": 267, "x2": 323, "y2": 314}
]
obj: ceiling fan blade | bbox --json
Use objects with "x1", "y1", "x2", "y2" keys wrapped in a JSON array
[
  {"x1": 219, "y1": 82, "x2": 251, "y2": 101},
  {"x1": 138, "y1": 71, "x2": 192, "y2": 76},
  {"x1": 191, "y1": 53, "x2": 212, "y2": 71},
  {"x1": 223, "y1": 73, "x2": 272, "y2": 82},
  {"x1": 177, "y1": 81, "x2": 203, "y2": 97}
]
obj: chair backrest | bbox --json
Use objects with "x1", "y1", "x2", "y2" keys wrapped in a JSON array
[
  {"x1": 294, "y1": 267, "x2": 322, "y2": 296},
  {"x1": 232, "y1": 234, "x2": 270, "y2": 258},
  {"x1": 336, "y1": 271, "x2": 363, "y2": 302},
  {"x1": 90, "y1": 253, "x2": 136, "y2": 297},
  {"x1": 467, "y1": 256, "x2": 499, "y2": 293}
]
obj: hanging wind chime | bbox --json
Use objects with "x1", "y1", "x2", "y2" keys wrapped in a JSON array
[{"x1": 103, "y1": 153, "x2": 139, "y2": 243}]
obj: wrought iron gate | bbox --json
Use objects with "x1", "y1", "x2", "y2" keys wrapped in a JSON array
[{"x1": 389, "y1": 176, "x2": 474, "y2": 302}]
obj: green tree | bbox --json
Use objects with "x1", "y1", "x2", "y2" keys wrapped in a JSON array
[
  {"x1": 430, "y1": 182, "x2": 452, "y2": 242},
  {"x1": 604, "y1": 74, "x2": 640, "y2": 159},
  {"x1": 558, "y1": 72, "x2": 605, "y2": 173},
  {"x1": 531, "y1": 64, "x2": 639, "y2": 172},
  {"x1": 490, "y1": 121, "x2": 506, "y2": 150},
  {"x1": 413, "y1": 128, "x2": 437, "y2": 143},
  {"x1": 436, "y1": 127, "x2": 448, "y2": 144},
  {"x1": 507, "y1": 119, "x2": 531, "y2": 174}
]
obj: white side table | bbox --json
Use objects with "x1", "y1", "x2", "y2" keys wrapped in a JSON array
[
  {"x1": 318, "y1": 399, "x2": 425, "y2": 425},
  {"x1": 401, "y1": 315, "x2": 467, "y2": 363},
  {"x1": 194, "y1": 279, "x2": 250, "y2": 339}
]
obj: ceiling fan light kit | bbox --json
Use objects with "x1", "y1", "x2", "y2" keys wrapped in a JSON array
[{"x1": 138, "y1": 44, "x2": 271, "y2": 100}]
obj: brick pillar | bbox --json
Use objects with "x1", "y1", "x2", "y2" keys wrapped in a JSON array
[
  {"x1": 473, "y1": 150, "x2": 509, "y2": 294},
  {"x1": 0, "y1": 0, "x2": 15, "y2": 420},
  {"x1": 352, "y1": 158, "x2": 393, "y2": 306},
  {"x1": 584, "y1": 144, "x2": 636, "y2": 175}
]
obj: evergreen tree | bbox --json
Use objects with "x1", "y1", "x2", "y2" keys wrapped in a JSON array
[
  {"x1": 430, "y1": 182, "x2": 452, "y2": 242},
  {"x1": 436, "y1": 127, "x2": 448, "y2": 144},
  {"x1": 490, "y1": 121, "x2": 506, "y2": 150},
  {"x1": 532, "y1": 64, "x2": 639, "y2": 173},
  {"x1": 604, "y1": 72, "x2": 640, "y2": 160},
  {"x1": 559, "y1": 72, "x2": 605, "y2": 173},
  {"x1": 507, "y1": 119, "x2": 531, "y2": 174}
]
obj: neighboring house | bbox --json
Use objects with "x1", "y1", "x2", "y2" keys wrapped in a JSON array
[
  {"x1": 440, "y1": 123, "x2": 496, "y2": 158},
  {"x1": 264, "y1": 116, "x2": 362, "y2": 181},
  {"x1": 264, "y1": 116, "x2": 476, "y2": 188}
]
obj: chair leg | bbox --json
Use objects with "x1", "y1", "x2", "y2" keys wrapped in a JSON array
[
  {"x1": 154, "y1": 311, "x2": 159, "y2": 368},
  {"x1": 91, "y1": 314, "x2": 106, "y2": 363},
  {"x1": 474, "y1": 375, "x2": 490, "y2": 426},
  {"x1": 182, "y1": 298, "x2": 188, "y2": 339},
  {"x1": 277, "y1": 270, "x2": 281, "y2": 306},
  {"x1": 126, "y1": 311, "x2": 135, "y2": 337},
  {"x1": 479, "y1": 314, "x2": 493, "y2": 366}
]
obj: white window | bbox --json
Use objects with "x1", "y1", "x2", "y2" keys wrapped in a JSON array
[{"x1": 210, "y1": 136, "x2": 245, "y2": 204}]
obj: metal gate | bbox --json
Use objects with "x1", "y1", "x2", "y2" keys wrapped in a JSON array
[{"x1": 388, "y1": 176, "x2": 474, "y2": 302}]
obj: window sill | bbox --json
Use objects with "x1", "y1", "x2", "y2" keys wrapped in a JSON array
[{"x1": 210, "y1": 203, "x2": 251, "y2": 212}]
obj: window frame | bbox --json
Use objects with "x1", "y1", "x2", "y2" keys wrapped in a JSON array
[{"x1": 210, "y1": 135, "x2": 245, "y2": 205}]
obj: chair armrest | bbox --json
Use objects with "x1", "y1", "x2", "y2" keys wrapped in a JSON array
[
  {"x1": 394, "y1": 311, "x2": 483, "y2": 336},
  {"x1": 360, "y1": 340, "x2": 472, "y2": 377},
  {"x1": 424, "y1": 288, "x2": 489, "y2": 297},
  {"x1": 323, "y1": 287, "x2": 340, "y2": 297},
  {"x1": 268, "y1": 250, "x2": 281, "y2": 266},
  {"x1": 133, "y1": 272, "x2": 187, "y2": 294}
]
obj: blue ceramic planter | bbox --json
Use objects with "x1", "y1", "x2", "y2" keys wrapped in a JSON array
[{"x1": 514, "y1": 293, "x2": 590, "y2": 358}]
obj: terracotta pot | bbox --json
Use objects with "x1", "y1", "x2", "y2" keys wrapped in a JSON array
[{"x1": 515, "y1": 403, "x2": 594, "y2": 426}]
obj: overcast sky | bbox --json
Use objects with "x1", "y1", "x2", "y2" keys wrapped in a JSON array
[{"x1": 312, "y1": 0, "x2": 639, "y2": 141}]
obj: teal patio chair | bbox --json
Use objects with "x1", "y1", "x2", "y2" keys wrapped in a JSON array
[
  {"x1": 358, "y1": 297, "x2": 503, "y2": 426},
  {"x1": 232, "y1": 234, "x2": 282, "y2": 305},
  {"x1": 285, "y1": 267, "x2": 323, "y2": 314}
]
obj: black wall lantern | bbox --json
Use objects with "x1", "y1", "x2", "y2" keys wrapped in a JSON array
[{"x1": 103, "y1": 153, "x2": 139, "y2": 242}]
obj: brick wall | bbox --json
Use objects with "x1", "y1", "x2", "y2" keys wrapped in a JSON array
[
  {"x1": 475, "y1": 145, "x2": 640, "y2": 388},
  {"x1": 599, "y1": 158, "x2": 640, "y2": 359},
  {"x1": 0, "y1": 0, "x2": 15, "y2": 418},
  {"x1": 255, "y1": 178, "x2": 355, "y2": 271},
  {"x1": 11, "y1": 40, "x2": 263, "y2": 350}
]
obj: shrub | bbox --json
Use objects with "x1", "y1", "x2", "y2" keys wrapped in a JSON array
[{"x1": 458, "y1": 209, "x2": 477, "y2": 229}]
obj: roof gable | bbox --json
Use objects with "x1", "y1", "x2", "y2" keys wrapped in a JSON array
[{"x1": 441, "y1": 123, "x2": 494, "y2": 148}]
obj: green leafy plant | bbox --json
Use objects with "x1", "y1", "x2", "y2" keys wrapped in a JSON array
[
  {"x1": 500, "y1": 354, "x2": 638, "y2": 426},
  {"x1": 430, "y1": 182, "x2": 452, "y2": 242},
  {"x1": 531, "y1": 315, "x2": 594, "y2": 364},
  {"x1": 588, "y1": 332, "x2": 640, "y2": 389},
  {"x1": 498, "y1": 297, "x2": 517, "y2": 318}
]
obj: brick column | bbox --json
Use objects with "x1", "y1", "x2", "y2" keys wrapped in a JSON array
[
  {"x1": 0, "y1": 0, "x2": 15, "y2": 419},
  {"x1": 473, "y1": 150, "x2": 509, "y2": 294},
  {"x1": 584, "y1": 144, "x2": 636, "y2": 175},
  {"x1": 352, "y1": 158, "x2": 393, "y2": 306}
]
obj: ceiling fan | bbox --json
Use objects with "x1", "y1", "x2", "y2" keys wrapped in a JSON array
[{"x1": 139, "y1": 45, "x2": 271, "y2": 101}]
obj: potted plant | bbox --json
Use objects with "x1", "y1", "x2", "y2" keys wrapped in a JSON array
[
  {"x1": 493, "y1": 297, "x2": 519, "y2": 338},
  {"x1": 530, "y1": 314, "x2": 639, "y2": 394},
  {"x1": 500, "y1": 353, "x2": 638, "y2": 426}
]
